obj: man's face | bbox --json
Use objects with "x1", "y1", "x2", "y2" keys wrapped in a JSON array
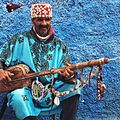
[{"x1": 32, "y1": 17, "x2": 52, "y2": 37}]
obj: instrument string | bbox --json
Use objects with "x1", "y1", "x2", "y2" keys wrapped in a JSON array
[{"x1": 109, "y1": 56, "x2": 120, "y2": 61}]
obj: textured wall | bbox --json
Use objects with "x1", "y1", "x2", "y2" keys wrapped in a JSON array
[{"x1": 0, "y1": 0, "x2": 120, "y2": 120}]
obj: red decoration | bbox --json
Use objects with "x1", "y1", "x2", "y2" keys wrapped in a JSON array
[{"x1": 31, "y1": 3, "x2": 52, "y2": 18}]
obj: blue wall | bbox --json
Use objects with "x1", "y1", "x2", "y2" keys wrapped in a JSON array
[{"x1": 0, "y1": 0, "x2": 120, "y2": 119}]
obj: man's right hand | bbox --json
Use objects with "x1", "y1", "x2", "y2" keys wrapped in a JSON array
[{"x1": 0, "y1": 69, "x2": 14, "y2": 81}]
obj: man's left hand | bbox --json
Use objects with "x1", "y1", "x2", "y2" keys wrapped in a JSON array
[{"x1": 59, "y1": 62, "x2": 75, "y2": 80}]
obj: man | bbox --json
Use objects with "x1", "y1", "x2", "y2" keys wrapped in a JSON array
[{"x1": 0, "y1": 3, "x2": 81, "y2": 120}]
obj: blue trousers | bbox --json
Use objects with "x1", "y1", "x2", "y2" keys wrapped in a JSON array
[
  {"x1": 7, "y1": 87, "x2": 80, "y2": 120},
  {"x1": 24, "y1": 95, "x2": 80, "y2": 120}
]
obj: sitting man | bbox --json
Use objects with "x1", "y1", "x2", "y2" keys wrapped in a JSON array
[{"x1": 0, "y1": 2, "x2": 81, "y2": 120}]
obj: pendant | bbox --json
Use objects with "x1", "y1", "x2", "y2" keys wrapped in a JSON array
[{"x1": 54, "y1": 96, "x2": 60, "y2": 106}]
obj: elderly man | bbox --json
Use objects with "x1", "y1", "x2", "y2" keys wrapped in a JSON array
[{"x1": 0, "y1": 2, "x2": 81, "y2": 120}]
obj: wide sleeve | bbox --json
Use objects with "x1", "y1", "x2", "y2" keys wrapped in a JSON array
[{"x1": 0, "y1": 36, "x2": 16, "y2": 66}]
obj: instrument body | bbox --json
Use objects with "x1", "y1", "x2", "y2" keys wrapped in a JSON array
[
  {"x1": 0, "y1": 64, "x2": 53, "y2": 106},
  {"x1": 0, "y1": 64, "x2": 31, "y2": 92}
]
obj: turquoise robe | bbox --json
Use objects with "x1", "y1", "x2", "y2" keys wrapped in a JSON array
[{"x1": 0, "y1": 29, "x2": 82, "y2": 120}]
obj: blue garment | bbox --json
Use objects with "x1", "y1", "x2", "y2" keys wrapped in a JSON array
[{"x1": 0, "y1": 29, "x2": 82, "y2": 120}]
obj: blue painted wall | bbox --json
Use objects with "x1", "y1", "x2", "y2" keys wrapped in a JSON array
[{"x1": 0, "y1": 0, "x2": 120, "y2": 119}]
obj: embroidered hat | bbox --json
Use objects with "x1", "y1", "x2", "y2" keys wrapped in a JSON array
[{"x1": 31, "y1": 3, "x2": 52, "y2": 18}]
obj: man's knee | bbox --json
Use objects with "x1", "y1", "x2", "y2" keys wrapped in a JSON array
[
  {"x1": 60, "y1": 95, "x2": 80, "y2": 120},
  {"x1": 23, "y1": 116, "x2": 36, "y2": 120},
  {"x1": 62, "y1": 94, "x2": 80, "y2": 107}
]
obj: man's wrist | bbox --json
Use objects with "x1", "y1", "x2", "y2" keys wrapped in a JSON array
[
  {"x1": 0, "y1": 66, "x2": 3, "y2": 69},
  {"x1": 0, "y1": 62, "x2": 4, "y2": 69},
  {"x1": 64, "y1": 74, "x2": 75, "y2": 80},
  {"x1": 59, "y1": 74, "x2": 76, "y2": 84}
]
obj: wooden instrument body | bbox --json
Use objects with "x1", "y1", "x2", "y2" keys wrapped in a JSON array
[{"x1": 0, "y1": 64, "x2": 32, "y2": 93}]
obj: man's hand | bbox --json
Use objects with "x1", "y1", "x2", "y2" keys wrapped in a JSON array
[
  {"x1": 0, "y1": 69, "x2": 14, "y2": 81},
  {"x1": 59, "y1": 62, "x2": 75, "y2": 80},
  {"x1": 61, "y1": 67, "x2": 74, "y2": 79}
]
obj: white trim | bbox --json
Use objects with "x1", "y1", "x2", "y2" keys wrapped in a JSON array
[{"x1": 33, "y1": 27, "x2": 50, "y2": 41}]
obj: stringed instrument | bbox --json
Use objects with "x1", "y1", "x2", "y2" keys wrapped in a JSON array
[{"x1": 0, "y1": 58, "x2": 109, "y2": 93}]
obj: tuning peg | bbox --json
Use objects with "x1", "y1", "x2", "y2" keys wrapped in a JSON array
[{"x1": 6, "y1": 3, "x2": 22, "y2": 12}]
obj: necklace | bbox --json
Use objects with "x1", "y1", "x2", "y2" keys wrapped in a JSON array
[{"x1": 33, "y1": 27, "x2": 50, "y2": 41}]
